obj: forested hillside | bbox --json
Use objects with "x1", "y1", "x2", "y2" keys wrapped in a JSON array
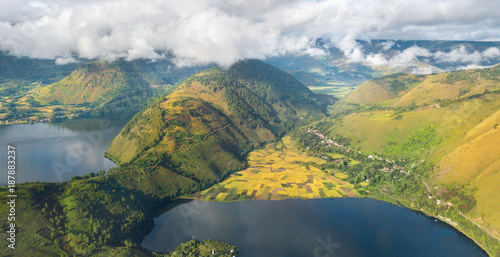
[{"x1": 105, "y1": 60, "x2": 331, "y2": 191}]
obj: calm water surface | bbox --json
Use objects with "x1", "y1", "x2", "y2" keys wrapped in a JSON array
[
  {"x1": 142, "y1": 198, "x2": 488, "y2": 257},
  {"x1": 0, "y1": 112, "x2": 135, "y2": 184}
]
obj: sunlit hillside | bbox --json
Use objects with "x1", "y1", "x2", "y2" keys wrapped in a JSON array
[{"x1": 322, "y1": 65, "x2": 500, "y2": 238}]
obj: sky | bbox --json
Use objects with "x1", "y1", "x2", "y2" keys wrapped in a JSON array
[{"x1": 1, "y1": 0, "x2": 500, "y2": 66}]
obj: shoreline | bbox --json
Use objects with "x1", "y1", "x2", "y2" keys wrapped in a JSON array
[{"x1": 175, "y1": 193, "x2": 495, "y2": 256}]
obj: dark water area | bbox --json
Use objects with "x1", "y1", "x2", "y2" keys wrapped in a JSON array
[
  {"x1": 142, "y1": 198, "x2": 488, "y2": 257},
  {"x1": 0, "y1": 112, "x2": 136, "y2": 184}
]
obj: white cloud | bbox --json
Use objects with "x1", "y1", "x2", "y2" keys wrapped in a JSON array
[
  {"x1": 434, "y1": 46, "x2": 481, "y2": 63},
  {"x1": 0, "y1": 0, "x2": 499, "y2": 66},
  {"x1": 55, "y1": 56, "x2": 77, "y2": 65},
  {"x1": 482, "y1": 47, "x2": 500, "y2": 59},
  {"x1": 433, "y1": 46, "x2": 500, "y2": 64},
  {"x1": 381, "y1": 40, "x2": 395, "y2": 51},
  {"x1": 407, "y1": 66, "x2": 442, "y2": 75},
  {"x1": 364, "y1": 46, "x2": 432, "y2": 67}
]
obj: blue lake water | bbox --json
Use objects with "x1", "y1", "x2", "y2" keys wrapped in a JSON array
[
  {"x1": 0, "y1": 112, "x2": 135, "y2": 184},
  {"x1": 142, "y1": 198, "x2": 488, "y2": 257}
]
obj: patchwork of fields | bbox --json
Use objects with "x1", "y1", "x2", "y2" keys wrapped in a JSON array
[{"x1": 189, "y1": 136, "x2": 358, "y2": 201}]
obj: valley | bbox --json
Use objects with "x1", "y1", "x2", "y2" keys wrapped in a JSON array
[{"x1": 1, "y1": 58, "x2": 499, "y2": 256}]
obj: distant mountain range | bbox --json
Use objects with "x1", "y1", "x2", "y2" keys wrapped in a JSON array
[
  {"x1": 267, "y1": 39, "x2": 500, "y2": 90},
  {"x1": 2, "y1": 39, "x2": 499, "y2": 115}
]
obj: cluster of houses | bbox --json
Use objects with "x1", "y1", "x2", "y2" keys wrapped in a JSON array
[
  {"x1": 378, "y1": 164, "x2": 408, "y2": 175},
  {"x1": 307, "y1": 128, "x2": 348, "y2": 150},
  {"x1": 38, "y1": 117, "x2": 53, "y2": 122},
  {"x1": 428, "y1": 195, "x2": 454, "y2": 207},
  {"x1": 307, "y1": 128, "x2": 412, "y2": 175},
  {"x1": 368, "y1": 155, "x2": 406, "y2": 173},
  {"x1": 1, "y1": 117, "x2": 53, "y2": 124}
]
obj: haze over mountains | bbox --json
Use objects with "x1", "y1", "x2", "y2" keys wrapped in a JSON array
[
  {"x1": 3, "y1": 39, "x2": 500, "y2": 100},
  {"x1": 267, "y1": 39, "x2": 500, "y2": 89}
]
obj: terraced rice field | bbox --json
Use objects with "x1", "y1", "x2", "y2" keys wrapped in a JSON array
[{"x1": 189, "y1": 136, "x2": 358, "y2": 201}]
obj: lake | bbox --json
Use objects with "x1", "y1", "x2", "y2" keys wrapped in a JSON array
[
  {"x1": 142, "y1": 198, "x2": 488, "y2": 257},
  {"x1": 0, "y1": 112, "x2": 136, "y2": 184}
]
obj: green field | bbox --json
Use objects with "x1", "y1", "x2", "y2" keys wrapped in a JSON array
[{"x1": 308, "y1": 85, "x2": 354, "y2": 98}]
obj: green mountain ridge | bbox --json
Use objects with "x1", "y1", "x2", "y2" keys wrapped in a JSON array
[
  {"x1": 105, "y1": 60, "x2": 329, "y2": 184},
  {"x1": 335, "y1": 66, "x2": 500, "y2": 111}
]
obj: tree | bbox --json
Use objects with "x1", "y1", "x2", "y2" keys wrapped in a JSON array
[{"x1": 124, "y1": 239, "x2": 135, "y2": 248}]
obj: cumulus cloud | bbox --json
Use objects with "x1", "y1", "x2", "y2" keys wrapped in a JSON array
[
  {"x1": 365, "y1": 46, "x2": 432, "y2": 67},
  {"x1": 433, "y1": 46, "x2": 500, "y2": 64},
  {"x1": 381, "y1": 40, "x2": 395, "y2": 51},
  {"x1": 1, "y1": 0, "x2": 500, "y2": 66}
]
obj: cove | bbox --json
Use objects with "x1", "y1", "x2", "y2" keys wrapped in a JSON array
[
  {"x1": 0, "y1": 112, "x2": 135, "y2": 184},
  {"x1": 142, "y1": 198, "x2": 488, "y2": 257}
]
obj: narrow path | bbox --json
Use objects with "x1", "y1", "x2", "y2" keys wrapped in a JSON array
[
  {"x1": 379, "y1": 191, "x2": 404, "y2": 207},
  {"x1": 203, "y1": 123, "x2": 230, "y2": 140},
  {"x1": 456, "y1": 210, "x2": 500, "y2": 242},
  {"x1": 278, "y1": 144, "x2": 285, "y2": 160},
  {"x1": 164, "y1": 123, "x2": 231, "y2": 155},
  {"x1": 418, "y1": 176, "x2": 432, "y2": 195}
]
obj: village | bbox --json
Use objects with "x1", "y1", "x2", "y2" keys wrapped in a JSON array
[
  {"x1": 306, "y1": 128, "x2": 410, "y2": 175},
  {"x1": 0, "y1": 113, "x2": 81, "y2": 125},
  {"x1": 306, "y1": 127, "x2": 461, "y2": 229}
]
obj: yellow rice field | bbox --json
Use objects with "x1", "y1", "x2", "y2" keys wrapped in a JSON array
[{"x1": 189, "y1": 136, "x2": 358, "y2": 201}]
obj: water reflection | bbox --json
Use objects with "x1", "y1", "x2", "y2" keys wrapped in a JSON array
[
  {"x1": 142, "y1": 198, "x2": 487, "y2": 257},
  {"x1": 0, "y1": 112, "x2": 136, "y2": 184}
]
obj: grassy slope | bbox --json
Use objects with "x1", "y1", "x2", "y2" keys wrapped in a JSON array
[
  {"x1": 342, "y1": 80, "x2": 395, "y2": 105},
  {"x1": 436, "y1": 109, "x2": 500, "y2": 232},
  {"x1": 338, "y1": 68, "x2": 500, "y2": 110},
  {"x1": 326, "y1": 66, "x2": 500, "y2": 240},
  {"x1": 36, "y1": 60, "x2": 152, "y2": 106}
]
